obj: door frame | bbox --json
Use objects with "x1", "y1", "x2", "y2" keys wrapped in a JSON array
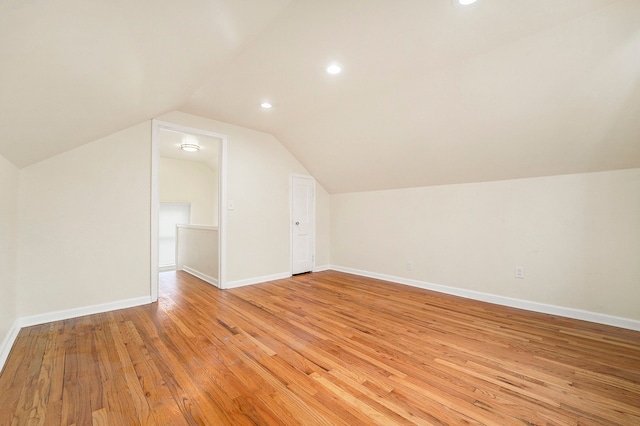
[
  {"x1": 151, "y1": 119, "x2": 228, "y2": 301},
  {"x1": 290, "y1": 174, "x2": 316, "y2": 275}
]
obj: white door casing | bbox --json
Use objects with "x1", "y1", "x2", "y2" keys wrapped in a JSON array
[
  {"x1": 291, "y1": 175, "x2": 316, "y2": 275},
  {"x1": 151, "y1": 119, "x2": 228, "y2": 300}
]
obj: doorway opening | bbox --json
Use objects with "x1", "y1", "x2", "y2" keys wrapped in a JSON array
[
  {"x1": 158, "y1": 202, "x2": 190, "y2": 271},
  {"x1": 151, "y1": 120, "x2": 227, "y2": 301}
]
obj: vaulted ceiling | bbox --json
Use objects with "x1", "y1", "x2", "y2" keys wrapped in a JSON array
[{"x1": 2, "y1": 0, "x2": 639, "y2": 193}]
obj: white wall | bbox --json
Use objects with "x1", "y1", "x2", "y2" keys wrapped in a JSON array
[
  {"x1": 12, "y1": 110, "x2": 329, "y2": 320},
  {"x1": 160, "y1": 157, "x2": 218, "y2": 225},
  {"x1": 331, "y1": 169, "x2": 640, "y2": 321},
  {"x1": 0, "y1": 154, "x2": 18, "y2": 353},
  {"x1": 17, "y1": 122, "x2": 151, "y2": 317},
  {"x1": 314, "y1": 185, "x2": 331, "y2": 269},
  {"x1": 158, "y1": 111, "x2": 331, "y2": 282},
  {"x1": 176, "y1": 226, "x2": 218, "y2": 283}
]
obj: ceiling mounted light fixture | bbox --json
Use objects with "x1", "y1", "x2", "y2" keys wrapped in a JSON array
[
  {"x1": 260, "y1": 102, "x2": 273, "y2": 109},
  {"x1": 180, "y1": 137, "x2": 200, "y2": 152},
  {"x1": 455, "y1": 0, "x2": 478, "y2": 5},
  {"x1": 326, "y1": 63, "x2": 342, "y2": 74}
]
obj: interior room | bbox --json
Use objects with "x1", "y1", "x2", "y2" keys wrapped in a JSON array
[
  {"x1": 0, "y1": 0, "x2": 639, "y2": 424},
  {"x1": 158, "y1": 128, "x2": 221, "y2": 286}
]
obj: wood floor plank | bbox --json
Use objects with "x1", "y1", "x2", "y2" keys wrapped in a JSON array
[
  {"x1": 1, "y1": 270, "x2": 639, "y2": 425},
  {"x1": 40, "y1": 322, "x2": 66, "y2": 426}
]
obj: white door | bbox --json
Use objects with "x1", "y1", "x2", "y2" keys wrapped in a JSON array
[{"x1": 291, "y1": 175, "x2": 315, "y2": 275}]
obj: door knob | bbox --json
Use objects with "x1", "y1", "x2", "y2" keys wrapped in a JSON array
[{"x1": 295, "y1": 221, "x2": 300, "y2": 225}]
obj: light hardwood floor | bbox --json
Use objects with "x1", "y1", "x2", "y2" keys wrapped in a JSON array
[{"x1": 1, "y1": 270, "x2": 639, "y2": 425}]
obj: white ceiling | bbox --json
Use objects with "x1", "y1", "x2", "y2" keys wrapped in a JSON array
[
  {"x1": 2, "y1": 0, "x2": 639, "y2": 193},
  {"x1": 159, "y1": 129, "x2": 219, "y2": 170}
]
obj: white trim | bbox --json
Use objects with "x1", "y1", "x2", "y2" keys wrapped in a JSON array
[
  {"x1": 151, "y1": 121, "x2": 160, "y2": 302},
  {"x1": 218, "y1": 131, "x2": 228, "y2": 289},
  {"x1": 329, "y1": 265, "x2": 640, "y2": 332},
  {"x1": 0, "y1": 296, "x2": 152, "y2": 373},
  {"x1": 0, "y1": 319, "x2": 21, "y2": 374},
  {"x1": 18, "y1": 296, "x2": 153, "y2": 328},
  {"x1": 313, "y1": 265, "x2": 331, "y2": 272},
  {"x1": 151, "y1": 119, "x2": 228, "y2": 293},
  {"x1": 225, "y1": 272, "x2": 291, "y2": 289},
  {"x1": 182, "y1": 266, "x2": 219, "y2": 287},
  {"x1": 159, "y1": 264, "x2": 176, "y2": 272},
  {"x1": 176, "y1": 224, "x2": 218, "y2": 231}
]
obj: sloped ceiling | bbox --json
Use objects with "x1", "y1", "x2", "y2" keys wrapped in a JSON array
[
  {"x1": 0, "y1": 0, "x2": 293, "y2": 167},
  {"x1": 2, "y1": 0, "x2": 639, "y2": 193}
]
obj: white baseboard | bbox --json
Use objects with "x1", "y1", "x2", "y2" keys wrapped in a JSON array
[
  {"x1": 313, "y1": 264, "x2": 331, "y2": 272},
  {"x1": 225, "y1": 272, "x2": 291, "y2": 289},
  {"x1": 0, "y1": 319, "x2": 22, "y2": 374},
  {"x1": 1, "y1": 295, "x2": 152, "y2": 373},
  {"x1": 330, "y1": 265, "x2": 640, "y2": 332},
  {"x1": 159, "y1": 264, "x2": 176, "y2": 272},
  {"x1": 182, "y1": 266, "x2": 219, "y2": 287},
  {"x1": 19, "y1": 296, "x2": 153, "y2": 328}
]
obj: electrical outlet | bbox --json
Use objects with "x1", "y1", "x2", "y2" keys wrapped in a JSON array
[
  {"x1": 406, "y1": 261, "x2": 413, "y2": 271},
  {"x1": 514, "y1": 266, "x2": 524, "y2": 279}
]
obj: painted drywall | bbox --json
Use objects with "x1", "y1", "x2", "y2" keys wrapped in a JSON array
[
  {"x1": 14, "y1": 109, "x2": 328, "y2": 319},
  {"x1": 158, "y1": 111, "x2": 330, "y2": 283},
  {"x1": 176, "y1": 226, "x2": 218, "y2": 283},
  {"x1": 160, "y1": 157, "x2": 218, "y2": 225},
  {"x1": 17, "y1": 122, "x2": 151, "y2": 317},
  {"x1": 314, "y1": 185, "x2": 331, "y2": 269},
  {"x1": 331, "y1": 169, "x2": 640, "y2": 321},
  {"x1": 0, "y1": 154, "x2": 18, "y2": 350}
]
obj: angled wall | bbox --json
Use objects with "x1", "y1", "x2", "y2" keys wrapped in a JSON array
[
  {"x1": 17, "y1": 122, "x2": 152, "y2": 318},
  {"x1": 331, "y1": 169, "x2": 640, "y2": 324}
]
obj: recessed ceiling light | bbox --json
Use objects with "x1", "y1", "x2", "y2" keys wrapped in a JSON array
[
  {"x1": 326, "y1": 63, "x2": 342, "y2": 75},
  {"x1": 260, "y1": 102, "x2": 272, "y2": 109}
]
